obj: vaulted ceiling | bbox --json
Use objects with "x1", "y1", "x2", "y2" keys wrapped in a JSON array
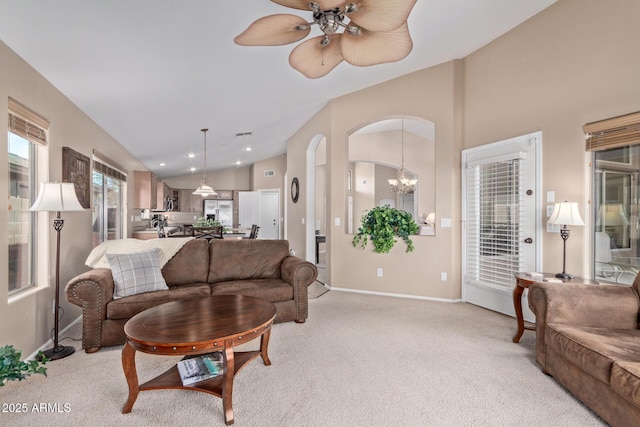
[{"x1": 0, "y1": 1, "x2": 556, "y2": 178}]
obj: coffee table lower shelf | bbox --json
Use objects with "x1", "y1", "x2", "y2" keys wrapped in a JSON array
[
  {"x1": 139, "y1": 351, "x2": 260, "y2": 395},
  {"x1": 122, "y1": 347, "x2": 265, "y2": 425}
]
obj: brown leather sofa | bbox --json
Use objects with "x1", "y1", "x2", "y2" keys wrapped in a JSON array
[
  {"x1": 528, "y1": 277, "x2": 640, "y2": 427},
  {"x1": 65, "y1": 239, "x2": 317, "y2": 353}
]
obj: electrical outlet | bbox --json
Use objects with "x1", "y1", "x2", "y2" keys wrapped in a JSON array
[
  {"x1": 441, "y1": 272, "x2": 448, "y2": 281},
  {"x1": 377, "y1": 268, "x2": 383, "y2": 277}
]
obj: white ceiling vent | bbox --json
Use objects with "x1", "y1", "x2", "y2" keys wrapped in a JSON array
[{"x1": 264, "y1": 170, "x2": 275, "y2": 177}]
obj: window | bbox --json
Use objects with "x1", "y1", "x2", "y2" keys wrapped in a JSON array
[
  {"x1": 586, "y1": 112, "x2": 640, "y2": 285},
  {"x1": 7, "y1": 98, "x2": 48, "y2": 295},
  {"x1": 92, "y1": 158, "x2": 126, "y2": 247}
]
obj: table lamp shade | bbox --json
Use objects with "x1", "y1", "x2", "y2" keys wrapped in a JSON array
[
  {"x1": 29, "y1": 182, "x2": 84, "y2": 212},
  {"x1": 548, "y1": 202, "x2": 585, "y2": 227}
]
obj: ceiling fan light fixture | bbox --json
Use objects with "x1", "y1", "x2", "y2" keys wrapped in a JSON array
[
  {"x1": 344, "y1": 3, "x2": 358, "y2": 14},
  {"x1": 345, "y1": 26, "x2": 361, "y2": 37},
  {"x1": 236, "y1": 0, "x2": 416, "y2": 77}
]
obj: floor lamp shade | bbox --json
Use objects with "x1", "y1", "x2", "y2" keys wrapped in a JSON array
[
  {"x1": 29, "y1": 182, "x2": 84, "y2": 360},
  {"x1": 547, "y1": 201, "x2": 584, "y2": 279}
]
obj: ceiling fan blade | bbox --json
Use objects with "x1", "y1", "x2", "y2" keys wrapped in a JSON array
[
  {"x1": 289, "y1": 35, "x2": 344, "y2": 79},
  {"x1": 341, "y1": 22, "x2": 413, "y2": 67},
  {"x1": 272, "y1": 0, "x2": 347, "y2": 11},
  {"x1": 234, "y1": 14, "x2": 310, "y2": 46},
  {"x1": 348, "y1": 0, "x2": 417, "y2": 33}
]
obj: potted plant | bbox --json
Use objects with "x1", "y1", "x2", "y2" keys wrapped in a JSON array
[
  {"x1": 193, "y1": 216, "x2": 221, "y2": 228},
  {"x1": 0, "y1": 345, "x2": 48, "y2": 387},
  {"x1": 352, "y1": 205, "x2": 419, "y2": 253}
]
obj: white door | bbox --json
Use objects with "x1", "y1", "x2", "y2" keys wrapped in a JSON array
[
  {"x1": 238, "y1": 191, "x2": 259, "y2": 232},
  {"x1": 462, "y1": 132, "x2": 541, "y2": 321},
  {"x1": 259, "y1": 190, "x2": 280, "y2": 239}
]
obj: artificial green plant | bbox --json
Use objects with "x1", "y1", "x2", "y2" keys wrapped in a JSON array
[{"x1": 352, "y1": 205, "x2": 419, "y2": 253}]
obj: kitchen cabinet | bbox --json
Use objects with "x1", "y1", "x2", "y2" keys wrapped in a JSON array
[
  {"x1": 171, "y1": 189, "x2": 180, "y2": 211},
  {"x1": 177, "y1": 189, "x2": 205, "y2": 213},
  {"x1": 133, "y1": 171, "x2": 158, "y2": 209},
  {"x1": 213, "y1": 190, "x2": 233, "y2": 200},
  {"x1": 174, "y1": 189, "x2": 234, "y2": 213},
  {"x1": 156, "y1": 182, "x2": 172, "y2": 211}
]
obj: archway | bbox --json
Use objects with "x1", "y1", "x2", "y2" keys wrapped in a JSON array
[{"x1": 306, "y1": 134, "x2": 327, "y2": 282}]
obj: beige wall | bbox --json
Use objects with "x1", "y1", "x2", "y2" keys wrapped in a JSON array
[
  {"x1": 4, "y1": 0, "x2": 639, "y2": 355},
  {"x1": 0, "y1": 40, "x2": 148, "y2": 354},
  {"x1": 287, "y1": 61, "x2": 462, "y2": 299},
  {"x1": 163, "y1": 166, "x2": 250, "y2": 191},
  {"x1": 251, "y1": 155, "x2": 286, "y2": 191},
  {"x1": 286, "y1": 0, "x2": 640, "y2": 300},
  {"x1": 463, "y1": 0, "x2": 640, "y2": 277}
]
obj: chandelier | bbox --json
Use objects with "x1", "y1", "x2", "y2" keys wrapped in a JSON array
[
  {"x1": 388, "y1": 119, "x2": 417, "y2": 194},
  {"x1": 192, "y1": 128, "x2": 217, "y2": 197}
]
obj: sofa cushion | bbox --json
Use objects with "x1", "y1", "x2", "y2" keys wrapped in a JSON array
[
  {"x1": 162, "y1": 239, "x2": 210, "y2": 286},
  {"x1": 210, "y1": 279, "x2": 293, "y2": 302},
  {"x1": 106, "y1": 249, "x2": 168, "y2": 299},
  {"x1": 546, "y1": 324, "x2": 640, "y2": 384},
  {"x1": 611, "y1": 361, "x2": 640, "y2": 407},
  {"x1": 208, "y1": 240, "x2": 289, "y2": 283},
  {"x1": 107, "y1": 283, "x2": 211, "y2": 319}
]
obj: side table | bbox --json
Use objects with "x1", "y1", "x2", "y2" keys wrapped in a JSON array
[{"x1": 512, "y1": 272, "x2": 598, "y2": 343}]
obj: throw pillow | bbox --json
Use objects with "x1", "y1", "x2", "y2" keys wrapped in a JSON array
[{"x1": 106, "y1": 249, "x2": 168, "y2": 299}]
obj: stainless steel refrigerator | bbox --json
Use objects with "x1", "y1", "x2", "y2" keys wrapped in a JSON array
[{"x1": 203, "y1": 199, "x2": 233, "y2": 228}]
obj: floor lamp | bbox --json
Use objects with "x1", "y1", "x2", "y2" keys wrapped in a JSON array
[
  {"x1": 547, "y1": 201, "x2": 585, "y2": 279},
  {"x1": 29, "y1": 182, "x2": 84, "y2": 360}
]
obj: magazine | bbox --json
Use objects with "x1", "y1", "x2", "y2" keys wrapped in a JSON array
[{"x1": 177, "y1": 352, "x2": 224, "y2": 386}]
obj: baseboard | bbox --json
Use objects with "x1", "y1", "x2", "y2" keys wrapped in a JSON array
[
  {"x1": 26, "y1": 315, "x2": 83, "y2": 361},
  {"x1": 329, "y1": 286, "x2": 463, "y2": 303}
]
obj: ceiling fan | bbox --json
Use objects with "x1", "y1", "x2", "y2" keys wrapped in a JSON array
[{"x1": 234, "y1": 0, "x2": 417, "y2": 79}]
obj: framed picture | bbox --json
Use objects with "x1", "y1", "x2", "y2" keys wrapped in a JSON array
[{"x1": 62, "y1": 147, "x2": 91, "y2": 208}]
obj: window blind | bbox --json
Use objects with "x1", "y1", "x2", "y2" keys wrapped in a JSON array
[
  {"x1": 93, "y1": 160, "x2": 126, "y2": 182},
  {"x1": 8, "y1": 98, "x2": 49, "y2": 146},
  {"x1": 584, "y1": 111, "x2": 640, "y2": 151},
  {"x1": 92, "y1": 151, "x2": 127, "y2": 182},
  {"x1": 465, "y1": 159, "x2": 525, "y2": 291}
]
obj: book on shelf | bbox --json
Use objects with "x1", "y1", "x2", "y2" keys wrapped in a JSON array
[
  {"x1": 524, "y1": 272, "x2": 544, "y2": 279},
  {"x1": 177, "y1": 352, "x2": 224, "y2": 386}
]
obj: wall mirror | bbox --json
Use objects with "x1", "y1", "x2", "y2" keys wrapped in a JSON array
[{"x1": 346, "y1": 117, "x2": 436, "y2": 235}]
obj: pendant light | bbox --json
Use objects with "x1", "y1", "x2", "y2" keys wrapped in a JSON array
[
  {"x1": 388, "y1": 118, "x2": 418, "y2": 194},
  {"x1": 193, "y1": 128, "x2": 217, "y2": 197}
]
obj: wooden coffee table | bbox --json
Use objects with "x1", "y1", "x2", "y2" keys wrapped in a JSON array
[{"x1": 121, "y1": 295, "x2": 277, "y2": 425}]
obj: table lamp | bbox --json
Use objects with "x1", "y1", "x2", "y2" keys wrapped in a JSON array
[
  {"x1": 547, "y1": 201, "x2": 585, "y2": 279},
  {"x1": 29, "y1": 182, "x2": 84, "y2": 360}
]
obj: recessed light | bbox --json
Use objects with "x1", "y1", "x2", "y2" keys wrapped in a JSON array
[
  {"x1": 159, "y1": 162, "x2": 166, "y2": 166},
  {"x1": 189, "y1": 167, "x2": 196, "y2": 172},
  {"x1": 187, "y1": 153, "x2": 195, "y2": 158},
  {"x1": 244, "y1": 147, "x2": 252, "y2": 152},
  {"x1": 235, "y1": 161, "x2": 242, "y2": 165}
]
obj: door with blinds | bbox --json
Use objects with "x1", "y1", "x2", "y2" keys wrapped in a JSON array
[{"x1": 462, "y1": 132, "x2": 540, "y2": 318}]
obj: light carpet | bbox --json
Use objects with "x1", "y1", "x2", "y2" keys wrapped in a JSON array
[{"x1": 0, "y1": 291, "x2": 605, "y2": 427}]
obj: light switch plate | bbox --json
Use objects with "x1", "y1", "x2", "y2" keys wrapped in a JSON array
[
  {"x1": 547, "y1": 191, "x2": 555, "y2": 203},
  {"x1": 334, "y1": 217, "x2": 341, "y2": 226},
  {"x1": 441, "y1": 218, "x2": 452, "y2": 228}
]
